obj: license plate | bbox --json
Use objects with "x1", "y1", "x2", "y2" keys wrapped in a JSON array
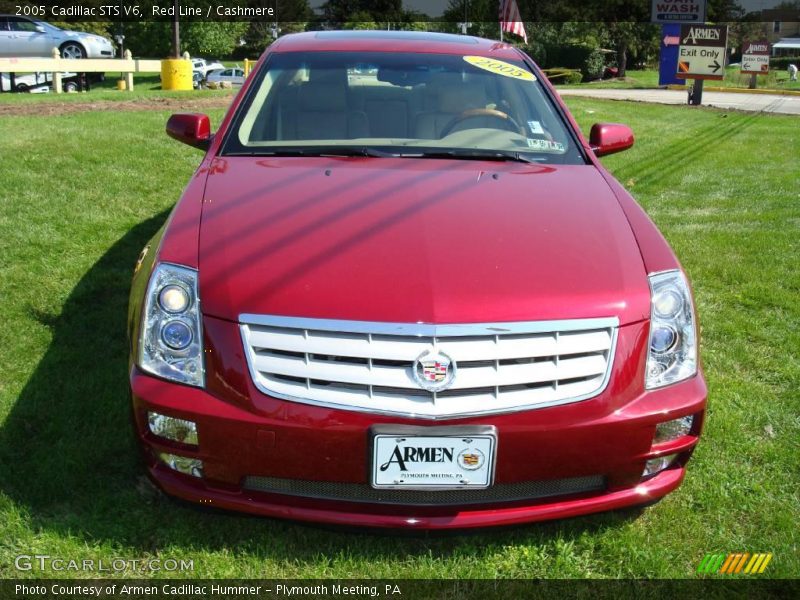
[{"x1": 371, "y1": 426, "x2": 496, "y2": 490}]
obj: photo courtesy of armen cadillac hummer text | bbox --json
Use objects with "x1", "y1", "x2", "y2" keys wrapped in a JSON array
[{"x1": 128, "y1": 31, "x2": 707, "y2": 529}]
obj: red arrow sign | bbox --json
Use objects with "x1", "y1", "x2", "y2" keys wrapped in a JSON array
[{"x1": 663, "y1": 35, "x2": 680, "y2": 46}]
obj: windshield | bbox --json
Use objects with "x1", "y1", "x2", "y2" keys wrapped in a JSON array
[{"x1": 221, "y1": 51, "x2": 585, "y2": 164}]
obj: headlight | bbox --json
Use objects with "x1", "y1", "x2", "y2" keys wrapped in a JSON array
[
  {"x1": 645, "y1": 270, "x2": 697, "y2": 389},
  {"x1": 138, "y1": 263, "x2": 204, "y2": 387}
]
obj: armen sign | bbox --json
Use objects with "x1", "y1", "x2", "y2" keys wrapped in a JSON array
[{"x1": 676, "y1": 25, "x2": 728, "y2": 81}]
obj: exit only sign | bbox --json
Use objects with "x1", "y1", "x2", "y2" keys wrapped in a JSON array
[{"x1": 676, "y1": 25, "x2": 728, "y2": 81}]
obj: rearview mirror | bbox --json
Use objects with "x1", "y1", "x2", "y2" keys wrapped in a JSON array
[
  {"x1": 166, "y1": 113, "x2": 212, "y2": 150},
  {"x1": 589, "y1": 123, "x2": 634, "y2": 157}
]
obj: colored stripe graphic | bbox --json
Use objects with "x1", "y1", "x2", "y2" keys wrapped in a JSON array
[
  {"x1": 698, "y1": 553, "x2": 773, "y2": 575},
  {"x1": 758, "y1": 554, "x2": 773, "y2": 573},
  {"x1": 744, "y1": 554, "x2": 760, "y2": 574},
  {"x1": 719, "y1": 554, "x2": 735, "y2": 573},
  {"x1": 733, "y1": 553, "x2": 749, "y2": 574}
]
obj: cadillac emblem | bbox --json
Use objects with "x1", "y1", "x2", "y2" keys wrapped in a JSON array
[
  {"x1": 413, "y1": 350, "x2": 456, "y2": 392},
  {"x1": 458, "y1": 448, "x2": 485, "y2": 471}
]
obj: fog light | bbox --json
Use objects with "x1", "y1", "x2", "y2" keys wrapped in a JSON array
[
  {"x1": 148, "y1": 412, "x2": 198, "y2": 445},
  {"x1": 643, "y1": 453, "x2": 678, "y2": 477},
  {"x1": 650, "y1": 325, "x2": 678, "y2": 353},
  {"x1": 160, "y1": 452, "x2": 203, "y2": 477},
  {"x1": 161, "y1": 320, "x2": 193, "y2": 350},
  {"x1": 654, "y1": 415, "x2": 693, "y2": 444}
]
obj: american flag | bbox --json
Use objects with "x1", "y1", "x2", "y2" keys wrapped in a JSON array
[{"x1": 499, "y1": 0, "x2": 528, "y2": 44}]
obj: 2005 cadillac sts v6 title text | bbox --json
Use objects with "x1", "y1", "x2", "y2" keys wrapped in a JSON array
[{"x1": 128, "y1": 31, "x2": 707, "y2": 529}]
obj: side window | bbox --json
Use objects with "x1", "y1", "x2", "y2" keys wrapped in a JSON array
[
  {"x1": 0, "y1": 17, "x2": 8, "y2": 32},
  {"x1": 10, "y1": 17, "x2": 39, "y2": 32}
]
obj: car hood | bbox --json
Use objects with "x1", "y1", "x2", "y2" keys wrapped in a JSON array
[{"x1": 198, "y1": 157, "x2": 650, "y2": 325}]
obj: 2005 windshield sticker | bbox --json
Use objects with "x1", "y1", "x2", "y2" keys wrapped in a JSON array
[
  {"x1": 463, "y1": 56, "x2": 537, "y2": 82},
  {"x1": 527, "y1": 138, "x2": 566, "y2": 153}
]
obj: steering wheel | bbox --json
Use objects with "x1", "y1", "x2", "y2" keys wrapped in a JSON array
[{"x1": 440, "y1": 108, "x2": 524, "y2": 138}]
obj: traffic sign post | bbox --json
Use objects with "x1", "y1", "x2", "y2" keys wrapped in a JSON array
[
  {"x1": 659, "y1": 24, "x2": 683, "y2": 86},
  {"x1": 653, "y1": 0, "x2": 707, "y2": 87},
  {"x1": 741, "y1": 39, "x2": 770, "y2": 89},
  {"x1": 676, "y1": 25, "x2": 728, "y2": 105},
  {"x1": 651, "y1": 0, "x2": 707, "y2": 24}
]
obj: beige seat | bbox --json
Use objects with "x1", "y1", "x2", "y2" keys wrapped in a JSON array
[
  {"x1": 279, "y1": 68, "x2": 369, "y2": 140},
  {"x1": 414, "y1": 83, "x2": 489, "y2": 139}
]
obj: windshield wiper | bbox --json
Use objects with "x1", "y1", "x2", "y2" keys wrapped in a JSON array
[
  {"x1": 399, "y1": 149, "x2": 540, "y2": 164},
  {"x1": 227, "y1": 147, "x2": 397, "y2": 158}
]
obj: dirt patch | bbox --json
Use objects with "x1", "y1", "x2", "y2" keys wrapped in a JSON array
[{"x1": 0, "y1": 95, "x2": 234, "y2": 117}]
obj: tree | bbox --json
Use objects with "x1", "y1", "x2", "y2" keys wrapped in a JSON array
[
  {"x1": 50, "y1": 22, "x2": 112, "y2": 39},
  {"x1": 241, "y1": 0, "x2": 311, "y2": 57},
  {"x1": 120, "y1": 20, "x2": 247, "y2": 59},
  {"x1": 320, "y1": 0, "x2": 402, "y2": 26},
  {"x1": 441, "y1": 0, "x2": 500, "y2": 39},
  {"x1": 181, "y1": 22, "x2": 249, "y2": 58},
  {"x1": 343, "y1": 10, "x2": 379, "y2": 29}
]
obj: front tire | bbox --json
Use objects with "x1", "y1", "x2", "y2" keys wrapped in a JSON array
[
  {"x1": 60, "y1": 42, "x2": 86, "y2": 59},
  {"x1": 63, "y1": 80, "x2": 79, "y2": 93}
]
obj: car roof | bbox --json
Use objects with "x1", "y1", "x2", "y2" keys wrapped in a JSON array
[{"x1": 271, "y1": 30, "x2": 522, "y2": 60}]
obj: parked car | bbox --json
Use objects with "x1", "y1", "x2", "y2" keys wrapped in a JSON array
[
  {"x1": 191, "y1": 58, "x2": 225, "y2": 78},
  {"x1": 205, "y1": 67, "x2": 245, "y2": 87},
  {"x1": 0, "y1": 15, "x2": 114, "y2": 59},
  {"x1": 0, "y1": 71, "x2": 48, "y2": 92},
  {"x1": 0, "y1": 70, "x2": 79, "y2": 92},
  {"x1": 130, "y1": 31, "x2": 706, "y2": 529}
]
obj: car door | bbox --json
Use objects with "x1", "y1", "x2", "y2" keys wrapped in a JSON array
[
  {"x1": 8, "y1": 17, "x2": 52, "y2": 57},
  {"x1": 0, "y1": 16, "x2": 14, "y2": 56}
]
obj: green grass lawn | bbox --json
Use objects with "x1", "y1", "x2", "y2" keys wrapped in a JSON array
[
  {"x1": 0, "y1": 99, "x2": 798, "y2": 580},
  {"x1": 560, "y1": 66, "x2": 800, "y2": 92}
]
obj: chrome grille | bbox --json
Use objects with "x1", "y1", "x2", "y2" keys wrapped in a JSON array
[
  {"x1": 243, "y1": 474, "x2": 606, "y2": 506},
  {"x1": 240, "y1": 315, "x2": 618, "y2": 419}
]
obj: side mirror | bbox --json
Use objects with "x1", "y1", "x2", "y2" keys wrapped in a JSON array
[
  {"x1": 35, "y1": 25, "x2": 46, "y2": 33},
  {"x1": 166, "y1": 113, "x2": 212, "y2": 150},
  {"x1": 589, "y1": 123, "x2": 634, "y2": 157}
]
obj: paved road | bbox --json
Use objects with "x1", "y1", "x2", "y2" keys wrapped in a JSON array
[{"x1": 557, "y1": 88, "x2": 800, "y2": 115}]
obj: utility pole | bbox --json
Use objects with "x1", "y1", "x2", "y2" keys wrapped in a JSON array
[
  {"x1": 171, "y1": 0, "x2": 180, "y2": 58},
  {"x1": 458, "y1": 0, "x2": 471, "y2": 35}
]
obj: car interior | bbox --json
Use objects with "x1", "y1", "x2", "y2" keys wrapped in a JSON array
[{"x1": 243, "y1": 63, "x2": 561, "y2": 146}]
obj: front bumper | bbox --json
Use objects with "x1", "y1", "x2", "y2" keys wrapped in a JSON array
[
  {"x1": 131, "y1": 317, "x2": 707, "y2": 529},
  {"x1": 82, "y1": 39, "x2": 115, "y2": 59}
]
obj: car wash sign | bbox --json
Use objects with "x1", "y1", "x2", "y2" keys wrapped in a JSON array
[
  {"x1": 741, "y1": 40, "x2": 770, "y2": 75},
  {"x1": 652, "y1": 0, "x2": 706, "y2": 23},
  {"x1": 676, "y1": 25, "x2": 728, "y2": 81}
]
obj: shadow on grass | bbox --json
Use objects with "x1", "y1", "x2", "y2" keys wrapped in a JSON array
[{"x1": 0, "y1": 212, "x2": 643, "y2": 567}]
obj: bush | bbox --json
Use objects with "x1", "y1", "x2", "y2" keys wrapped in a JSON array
[
  {"x1": 769, "y1": 56, "x2": 800, "y2": 70},
  {"x1": 537, "y1": 43, "x2": 606, "y2": 81},
  {"x1": 542, "y1": 69, "x2": 583, "y2": 84},
  {"x1": 583, "y1": 48, "x2": 607, "y2": 80}
]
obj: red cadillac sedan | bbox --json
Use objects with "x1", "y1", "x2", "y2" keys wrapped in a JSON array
[{"x1": 128, "y1": 31, "x2": 706, "y2": 529}]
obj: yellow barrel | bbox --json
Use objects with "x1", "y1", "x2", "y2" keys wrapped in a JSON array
[
  {"x1": 161, "y1": 58, "x2": 192, "y2": 91},
  {"x1": 116, "y1": 79, "x2": 126, "y2": 91}
]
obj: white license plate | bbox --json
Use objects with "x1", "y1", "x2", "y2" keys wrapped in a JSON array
[{"x1": 371, "y1": 430, "x2": 496, "y2": 489}]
